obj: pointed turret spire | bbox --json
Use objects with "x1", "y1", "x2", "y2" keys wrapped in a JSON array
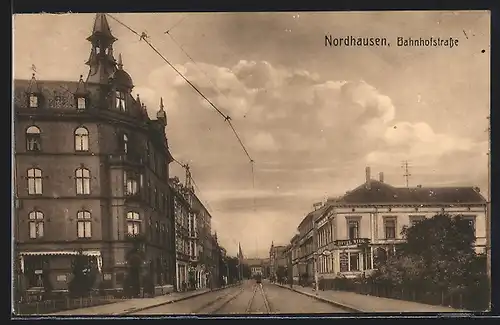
[
  {"x1": 117, "y1": 53, "x2": 123, "y2": 70},
  {"x1": 74, "y1": 75, "x2": 88, "y2": 96},
  {"x1": 26, "y1": 73, "x2": 41, "y2": 94},
  {"x1": 87, "y1": 13, "x2": 117, "y2": 43},
  {"x1": 85, "y1": 13, "x2": 118, "y2": 84},
  {"x1": 156, "y1": 97, "x2": 167, "y2": 125}
]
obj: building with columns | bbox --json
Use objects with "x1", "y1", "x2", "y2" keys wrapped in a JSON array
[
  {"x1": 13, "y1": 13, "x2": 176, "y2": 292},
  {"x1": 287, "y1": 167, "x2": 487, "y2": 281}
]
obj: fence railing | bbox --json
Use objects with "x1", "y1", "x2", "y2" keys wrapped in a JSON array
[
  {"x1": 14, "y1": 295, "x2": 123, "y2": 315},
  {"x1": 317, "y1": 279, "x2": 489, "y2": 311}
]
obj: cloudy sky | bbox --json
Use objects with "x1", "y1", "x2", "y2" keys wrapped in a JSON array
[{"x1": 13, "y1": 11, "x2": 490, "y2": 258}]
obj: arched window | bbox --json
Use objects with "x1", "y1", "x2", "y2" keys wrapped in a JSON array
[
  {"x1": 126, "y1": 212, "x2": 141, "y2": 235},
  {"x1": 76, "y1": 210, "x2": 92, "y2": 238},
  {"x1": 26, "y1": 126, "x2": 41, "y2": 151},
  {"x1": 28, "y1": 210, "x2": 44, "y2": 239},
  {"x1": 123, "y1": 133, "x2": 128, "y2": 153},
  {"x1": 75, "y1": 127, "x2": 89, "y2": 152},
  {"x1": 27, "y1": 168, "x2": 43, "y2": 195},
  {"x1": 75, "y1": 168, "x2": 91, "y2": 195}
]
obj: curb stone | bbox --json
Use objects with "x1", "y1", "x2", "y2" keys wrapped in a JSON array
[
  {"x1": 119, "y1": 284, "x2": 241, "y2": 315},
  {"x1": 273, "y1": 283, "x2": 363, "y2": 313}
]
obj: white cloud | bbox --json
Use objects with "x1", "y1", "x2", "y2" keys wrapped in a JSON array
[
  {"x1": 141, "y1": 59, "x2": 484, "y2": 175},
  {"x1": 247, "y1": 131, "x2": 280, "y2": 152}
]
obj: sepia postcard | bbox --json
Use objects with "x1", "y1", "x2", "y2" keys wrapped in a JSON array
[{"x1": 12, "y1": 11, "x2": 491, "y2": 317}]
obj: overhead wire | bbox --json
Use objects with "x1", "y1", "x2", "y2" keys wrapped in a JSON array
[
  {"x1": 106, "y1": 13, "x2": 257, "y2": 224},
  {"x1": 107, "y1": 13, "x2": 253, "y2": 163},
  {"x1": 163, "y1": 16, "x2": 257, "y2": 210}
]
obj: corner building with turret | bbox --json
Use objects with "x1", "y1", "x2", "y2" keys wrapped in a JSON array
[{"x1": 13, "y1": 14, "x2": 177, "y2": 293}]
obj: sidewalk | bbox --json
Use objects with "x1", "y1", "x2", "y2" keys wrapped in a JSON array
[
  {"x1": 50, "y1": 284, "x2": 239, "y2": 316},
  {"x1": 274, "y1": 284, "x2": 468, "y2": 313}
]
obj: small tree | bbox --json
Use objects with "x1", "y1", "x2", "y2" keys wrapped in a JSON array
[
  {"x1": 68, "y1": 250, "x2": 96, "y2": 298},
  {"x1": 276, "y1": 266, "x2": 287, "y2": 284},
  {"x1": 369, "y1": 214, "x2": 487, "y2": 309},
  {"x1": 42, "y1": 267, "x2": 54, "y2": 299}
]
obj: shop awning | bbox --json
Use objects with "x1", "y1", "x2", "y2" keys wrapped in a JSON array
[{"x1": 18, "y1": 250, "x2": 102, "y2": 273}]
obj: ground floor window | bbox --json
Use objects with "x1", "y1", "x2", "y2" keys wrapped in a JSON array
[
  {"x1": 339, "y1": 251, "x2": 360, "y2": 272},
  {"x1": 364, "y1": 248, "x2": 372, "y2": 270}
]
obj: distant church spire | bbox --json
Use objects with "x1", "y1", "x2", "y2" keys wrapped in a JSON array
[{"x1": 85, "y1": 13, "x2": 118, "y2": 84}]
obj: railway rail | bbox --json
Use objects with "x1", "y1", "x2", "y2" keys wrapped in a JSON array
[{"x1": 245, "y1": 283, "x2": 271, "y2": 313}]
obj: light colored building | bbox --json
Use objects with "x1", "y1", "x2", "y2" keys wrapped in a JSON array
[
  {"x1": 290, "y1": 234, "x2": 300, "y2": 282},
  {"x1": 169, "y1": 177, "x2": 193, "y2": 291},
  {"x1": 245, "y1": 258, "x2": 264, "y2": 277},
  {"x1": 293, "y1": 205, "x2": 328, "y2": 284},
  {"x1": 313, "y1": 167, "x2": 487, "y2": 279},
  {"x1": 170, "y1": 170, "x2": 216, "y2": 291}
]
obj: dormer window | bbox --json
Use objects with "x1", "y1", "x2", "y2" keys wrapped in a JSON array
[
  {"x1": 115, "y1": 91, "x2": 126, "y2": 112},
  {"x1": 77, "y1": 97, "x2": 86, "y2": 110},
  {"x1": 29, "y1": 94, "x2": 38, "y2": 108}
]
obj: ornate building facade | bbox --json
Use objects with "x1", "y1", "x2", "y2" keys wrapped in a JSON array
[
  {"x1": 287, "y1": 167, "x2": 487, "y2": 282},
  {"x1": 169, "y1": 177, "x2": 192, "y2": 291},
  {"x1": 13, "y1": 14, "x2": 176, "y2": 292},
  {"x1": 170, "y1": 171, "x2": 218, "y2": 291}
]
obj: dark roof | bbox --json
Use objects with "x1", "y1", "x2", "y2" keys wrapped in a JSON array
[
  {"x1": 336, "y1": 180, "x2": 486, "y2": 205},
  {"x1": 110, "y1": 69, "x2": 134, "y2": 89},
  {"x1": 88, "y1": 13, "x2": 117, "y2": 42},
  {"x1": 298, "y1": 204, "x2": 330, "y2": 229}
]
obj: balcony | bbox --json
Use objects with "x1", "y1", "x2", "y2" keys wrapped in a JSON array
[
  {"x1": 334, "y1": 238, "x2": 370, "y2": 247},
  {"x1": 108, "y1": 153, "x2": 143, "y2": 167}
]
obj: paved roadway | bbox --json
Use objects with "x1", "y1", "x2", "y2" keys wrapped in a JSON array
[{"x1": 131, "y1": 280, "x2": 348, "y2": 315}]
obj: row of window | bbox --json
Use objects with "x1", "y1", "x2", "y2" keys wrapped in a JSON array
[
  {"x1": 28, "y1": 93, "x2": 87, "y2": 110},
  {"x1": 25, "y1": 125, "x2": 119, "y2": 153},
  {"x1": 26, "y1": 210, "x2": 157, "y2": 240},
  {"x1": 25, "y1": 167, "x2": 171, "y2": 207},
  {"x1": 25, "y1": 123, "x2": 168, "y2": 182},
  {"x1": 26, "y1": 167, "x2": 91, "y2": 195},
  {"x1": 28, "y1": 90, "x2": 127, "y2": 112},
  {"x1": 317, "y1": 215, "x2": 476, "y2": 247},
  {"x1": 28, "y1": 210, "x2": 94, "y2": 239}
]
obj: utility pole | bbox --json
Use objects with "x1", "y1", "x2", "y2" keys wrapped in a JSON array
[
  {"x1": 184, "y1": 164, "x2": 192, "y2": 190},
  {"x1": 401, "y1": 160, "x2": 411, "y2": 188},
  {"x1": 486, "y1": 116, "x2": 491, "y2": 310}
]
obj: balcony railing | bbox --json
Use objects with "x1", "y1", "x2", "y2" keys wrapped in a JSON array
[
  {"x1": 108, "y1": 154, "x2": 143, "y2": 166},
  {"x1": 334, "y1": 238, "x2": 370, "y2": 247}
]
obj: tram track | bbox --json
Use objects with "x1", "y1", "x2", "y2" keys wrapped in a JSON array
[{"x1": 245, "y1": 283, "x2": 271, "y2": 313}]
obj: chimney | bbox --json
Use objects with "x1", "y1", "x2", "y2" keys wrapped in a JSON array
[
  {"x1": 365, "y1": 167, "x2": 371, "y2": 189},
  {"x1": 379, "y1": 172, "x2": 384, "y2": 183},
  {"x1": 365, "y1": 167, "x2": 371, "y2": 183}
]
